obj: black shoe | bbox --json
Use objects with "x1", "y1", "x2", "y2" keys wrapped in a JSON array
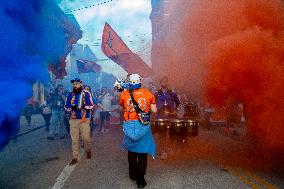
[
  {"x1": 69, "y1": 158, "x2": 78, "y2": 165},
  {"x1": 47, "y1": 136, "x2": 54, "y2": 140},
  {"x1": 86, "y1": 151, "x2": 91, "y2": 159},
  {"x1": 137, "y1": 181, "x2": 147, "y2": 188}
]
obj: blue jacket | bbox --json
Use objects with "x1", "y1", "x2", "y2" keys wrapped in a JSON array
[
  {"x1": 121, "y1": 120, "x2": 156, "y2": 158},
  {"x1": 65, "y1": 90, "x2": 94, "y2": 119}
]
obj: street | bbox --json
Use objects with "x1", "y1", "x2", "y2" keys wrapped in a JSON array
[
  {"x1": 1, "y1": 0, "x2": 284, "y2": 188},
  {"x1": 0, "y1": 115, "x2": 283, "y2": 189}
]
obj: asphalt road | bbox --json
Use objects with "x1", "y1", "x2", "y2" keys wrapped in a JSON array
[{"x1": 0, "y1": 114, "x2": 283, "y2": 189}]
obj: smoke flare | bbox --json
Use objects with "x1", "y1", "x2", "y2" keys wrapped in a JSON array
[{"x1": 152, "y1": 0, "x2": 284, "y2": 160}]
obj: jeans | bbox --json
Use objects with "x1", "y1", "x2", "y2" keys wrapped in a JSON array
[
  {"x1": 100, "y1": 111, "x2": 110, "y2": 130},
  {"x1": 42, "y1": 113, "x2": 52, "y2": 130},
  {"x1": 49, "y1": 110, "x2": 65, "y2": 137},
  {"x1": 25, "y1": 115, "x2": 31, "y2": 125}
]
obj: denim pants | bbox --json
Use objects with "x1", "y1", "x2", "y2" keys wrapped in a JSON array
[{"x1": 49, "y1": 110, "x2": 65, "y2": 137}]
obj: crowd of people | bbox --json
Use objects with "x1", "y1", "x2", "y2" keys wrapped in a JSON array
[
  {"x1": 22, "y1": 75, "x2": 200, "y2": 136},
  {"x1": 20, "y1": 74, "x2": 245, "y2": 188},
  {"x1": 21, "y1": 83, "x2": 120, "y2": 138}
]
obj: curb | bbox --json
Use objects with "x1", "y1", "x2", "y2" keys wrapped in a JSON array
[{"x1": 16, "y1": 125, "x2": 45, "y2": 137}]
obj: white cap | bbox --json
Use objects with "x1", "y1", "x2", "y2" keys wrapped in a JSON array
[{"x1": 129, "y1": 74, "x2": 141, "y2": 85}]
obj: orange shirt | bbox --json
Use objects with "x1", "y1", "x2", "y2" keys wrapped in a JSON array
[{"x1": 119, "y1": 88, "x2": 155, "y2": 121}]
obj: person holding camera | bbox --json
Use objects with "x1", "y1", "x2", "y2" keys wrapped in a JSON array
[
  {"x1": 65, "y1": 78, "x2": 94, "y2": 165},
  {"x1": 118, "y1": 74, "x2": 157, "y2": 188}
]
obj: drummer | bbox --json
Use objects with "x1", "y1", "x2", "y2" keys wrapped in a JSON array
[
  {"x1": 155, "y1": 76, "x2": 180, "y2": 118},
  {"x1": 153, "y1": 77, "x2": 180, "y2": 159}
]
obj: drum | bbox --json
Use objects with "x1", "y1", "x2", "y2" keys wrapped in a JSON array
[
  {"x1": 169, "y1": 119, "x2": 187, "y2": 137},
  {"x1": 184, "y1": 102, "x2": 198, "y2": 117},
  {"x1": 150, "y1": 119, "x2": 171, "y2": 134},
  {"x1": 169, "y1": 119, "x2": 199, "y2": 137},
  {"x1": 185, "y1": 119, "x2": 199, "y2": 137}
]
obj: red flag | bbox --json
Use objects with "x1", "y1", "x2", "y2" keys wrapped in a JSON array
[
  {"x1": 48, "y1": 56, "x2": 67, "y2": 79},
  {"x1": 76, "y1": 59, "x2": 101, "y2": 73},
  {"x1": 101, "y1": 22, "x2": 153, "y2": 77},
  {"x1": 48, "y1": 15, "x2": 82, "y2": 80}
]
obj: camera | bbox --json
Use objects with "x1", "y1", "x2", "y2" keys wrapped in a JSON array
[{"x1": 113, "y1": 79, "x2": 129, "y2": 92}]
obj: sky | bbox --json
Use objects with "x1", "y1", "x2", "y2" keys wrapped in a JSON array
[{"x1": 56, "y1": 0, "x2": 152, "y2": 78}]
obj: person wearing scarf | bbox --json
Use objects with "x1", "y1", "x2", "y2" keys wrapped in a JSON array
[{"x1": 65, "y1": 78, "x2": 94, "y2": 165}]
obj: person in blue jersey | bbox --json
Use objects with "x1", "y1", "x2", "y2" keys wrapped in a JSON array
[
  {"x1": 65, "y1": 78, "x2": 94, "y2": 165},
  {"x1": 119, "y1": 74, "x2": 157, "y2": 188}
]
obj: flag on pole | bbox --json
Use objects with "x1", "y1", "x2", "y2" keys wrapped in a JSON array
[
  {"x1": 101, "y1": 22, "x2": 153, "y2": 77},
  {"x1": 76, "y1": 59, "x2": 101, "y2": 73}
]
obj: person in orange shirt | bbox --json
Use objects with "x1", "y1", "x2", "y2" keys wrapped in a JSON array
[{"x1": 119, "y1": 74, "x2": 157, "y2": 188}]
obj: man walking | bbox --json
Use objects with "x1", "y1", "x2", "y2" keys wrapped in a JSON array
[{"x1": 65, "y1": 78, "x2": 94, "y2": 165}]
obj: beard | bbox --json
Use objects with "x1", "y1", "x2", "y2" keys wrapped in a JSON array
[{"x1": 73, "y1": 86, "x2": 83, "y2": 93}]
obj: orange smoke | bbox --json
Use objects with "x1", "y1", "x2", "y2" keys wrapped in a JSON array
[
  {"x1": 203, "y1": 0, "x2": 284, "y2": 154},
  {"x1": 152, "y1": 0, "x2": 284, "y2": 156}
]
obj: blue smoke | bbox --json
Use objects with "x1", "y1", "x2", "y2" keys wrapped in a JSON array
[{"x1": 0, "y1": 0, "x2": 80, "y2": 149}]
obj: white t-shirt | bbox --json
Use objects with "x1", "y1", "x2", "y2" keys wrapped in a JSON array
[{"x1": 101, "y1": 93, "x2": 113, "y2": 112}]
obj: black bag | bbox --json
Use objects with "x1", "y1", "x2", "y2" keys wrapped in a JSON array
[{"x1": 129, "y1": 90, "x2": 151, "y2": 125}]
